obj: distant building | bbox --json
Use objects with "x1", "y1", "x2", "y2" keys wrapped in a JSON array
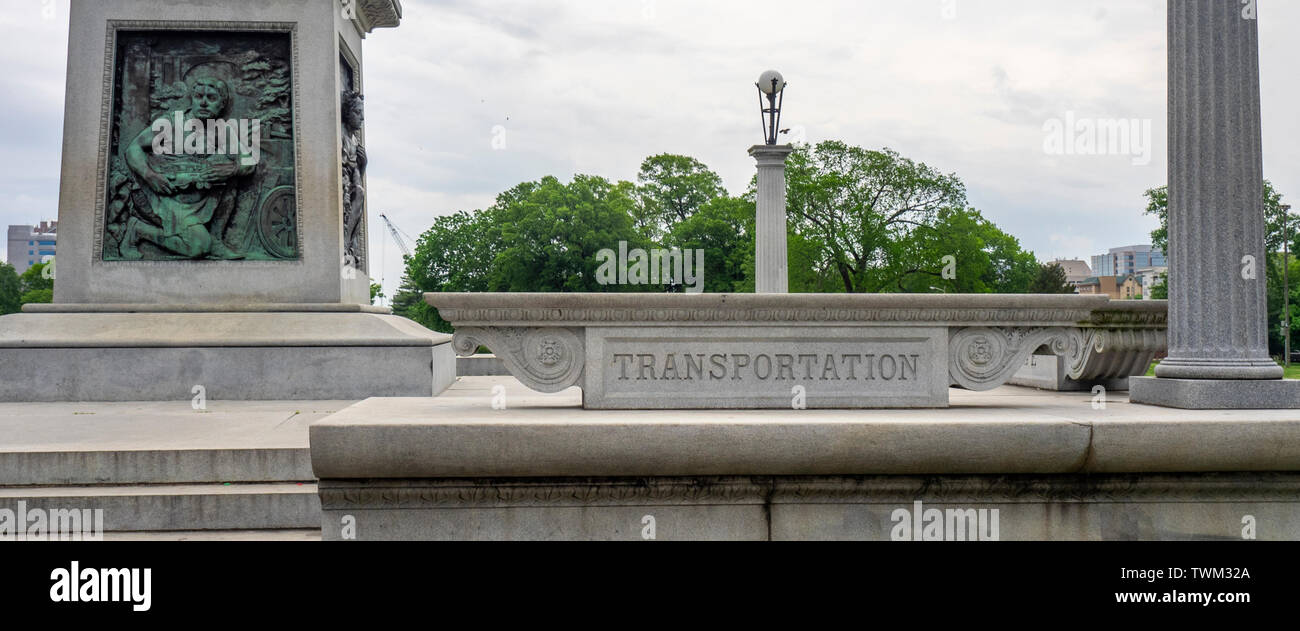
[
  {"x1": 1135, "y1": 266, "x2": 1168, "y2": 300},
  {"x1": 1091, "y1": 245, "x2": 1166, "y2": 279},
  {"x1": 6, "y1": 221, "x2": 58, "y2": 275},
  {"x1": 1077, "y1": 276, "x2": 1117, "y2": 298},
  {"x1": 1050, "y1": 259, "x2": 1093, "y2": 290},
  {"x1": 1118, "y1": 274, "x2": 1142, "y2": 300},
  {"x1": 1078, "y1": 274, "x2": 1144, "y2": 300}
]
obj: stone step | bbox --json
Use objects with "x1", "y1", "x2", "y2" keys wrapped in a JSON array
[
  {"x1": 0, "y1": 483, "x2": 320, "y2": 532},
  {"x1": 102, "y1": 529, "x2": 322, "y2": 541},
  {"x1": 0, "y1": 448, "x2": 314, "y2": 486}
]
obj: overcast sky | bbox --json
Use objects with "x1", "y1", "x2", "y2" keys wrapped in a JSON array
[{"x1": 2, "y1": 0, "x2": 1298, "y2": 299}]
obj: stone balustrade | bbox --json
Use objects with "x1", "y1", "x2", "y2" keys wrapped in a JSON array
[{"x1": 427, "y1": 293, "x2": 1167, "y2": 409}]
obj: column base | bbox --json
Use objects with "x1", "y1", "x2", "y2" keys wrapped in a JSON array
[
  {"x1": 1130, "y1": 376, "x2": 1300, "y2": 409},
  {"x1": 1155, "y1": 357, "x2": 1283, "y2": 380}
]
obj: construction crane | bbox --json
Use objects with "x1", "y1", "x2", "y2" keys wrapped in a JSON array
[
  {"x1": 376, "y1": 213, "x2": 418, "y2": 308},
  {"x1": 380, "y1": 213, "x2": 413, "y2": 257}
]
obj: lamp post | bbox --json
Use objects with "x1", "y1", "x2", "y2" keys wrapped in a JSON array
[
  {"x1": 750, "y1": 70, "x2": 793, "y2": 294},
  {"x1": 756, "y1": 69, "x2": 786, "y2": 145}
]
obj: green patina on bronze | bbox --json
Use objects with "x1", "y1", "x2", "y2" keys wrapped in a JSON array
[{"x1": 103, "y1": 31, "x2": 298, "y2": 262}]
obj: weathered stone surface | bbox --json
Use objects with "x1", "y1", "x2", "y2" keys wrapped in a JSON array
[
  {"x1": 310, "y1": 379, "x2": 1300, "y2": 540},
  {"x1": 1129, "y1": 376, "x2": 1300, "y2": 410},
  {"x1": 315, "y1": 474, "x2": 1300, "y2": 541},
  {"x1": 428, "y1": 293, "x2": 1166, "y2": 408},
  {"x1": 309, "y1": 377, "x2": 1300, "y2": 480},
  {"x1": 0, "y1": 312, "x2": 454, "y2": 401},
  {"x1": 310, "y1": 401, "x2": 1091, "y2": 480},
  {"x1": 585, "y1": 326, "x2": 948, "y2": 409},
  {"x1": 1, "y1": 484, "x2": 319, "y2": 531},
  {"x1": 312, "y1": 381, "x2": 1300, "y2": 540}
]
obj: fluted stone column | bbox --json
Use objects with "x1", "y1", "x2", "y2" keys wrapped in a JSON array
[
  {"x1": 1131, "y1": 0, "x2": 1299, "y2": 408},
  {"x1": 750, "y1": 144, "x2": 794, "y2": 294}
]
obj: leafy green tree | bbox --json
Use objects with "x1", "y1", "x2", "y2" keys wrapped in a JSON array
[
  {"x1": 1028, "y1": 262, "x2": 1077, "y2": 294},
  {"x1": 20, "y1": 289, "x2": 52, "y2": 305},
  {"x1": 20, "y1": 262, "x2": 53, "y2": 293},
  {"x1": 1267, "y1": 252, "x2": 1300, "y2": 356},
  {"x1": 784, "y1": 141, "x2": 967, "y2": 293},
  {"x1": 393, "y1": 208, "x2": 502, "y2": 332},
  {"x1": 399, "y1": 175, "x2": 655, "y2": 331},
  {"x1": 489, "y1": 174, "x2": 650, "y2": 292},
  {"x1": 888, "y1": 206, "x2": 1038, "y2": 294},
  {"x1": 394, "y1": 145, "x2": 1051, "y2": 334},
  {"x1": 0, "y1": 263, "x2": 21, "y2": 315},
  {"x1": 1148, "y1": 273, "x2": 1168, "y2": 299},
  {"x1": 665, "y1": 196, "x2": 753, "y2": 293},
  {"x1": 1142, "y1": 186, "x2": 1169, "y2": 255},
  {"x1": 17, "y1": 262, "x2": 53, "y2": 306},
  {"x1": 636, "y1": 154, "x2": 725, "y2": 238}
]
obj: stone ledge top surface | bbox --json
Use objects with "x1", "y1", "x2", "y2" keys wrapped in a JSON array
[
  {"x1": 427, "y1": 293, "x2": 1164, "y2": 326},
  {"x1": 0, "y1": 311, "x2": 451, "y2": 348},
  {"x1": 310, "y1": 376, "x2": 1300, "y2": 479}
]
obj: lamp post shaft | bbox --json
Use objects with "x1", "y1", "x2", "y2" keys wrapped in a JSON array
[{"x1": 750, "y1": 144, "x2": 793, "y2": 294}]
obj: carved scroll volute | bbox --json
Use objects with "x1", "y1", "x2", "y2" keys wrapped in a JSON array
[
  {"x1": 949, "y1": 327, "x2": 1070, "y2": 391},
  {"x1": 1065, "y1": 327, "x2": 1167, "y2": 381},
  {"x1": 453, "y1": 327, "x2": 584, "y2": 394}
]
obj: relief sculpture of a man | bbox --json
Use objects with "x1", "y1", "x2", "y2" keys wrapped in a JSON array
[{"x1": 120, "y1": 77, "x2": 254, "y2": 260}]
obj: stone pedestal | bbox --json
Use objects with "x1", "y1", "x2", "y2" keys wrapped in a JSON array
[
  {"x1": 0, "y1": 0, "x2": 456, "y2": 402},
  {"x1": 749, "y1": 144, "x2": 793, "y2": 294},
  {"x1": 1131, "y1": 0, "x2": 1300, "y2": 408}
]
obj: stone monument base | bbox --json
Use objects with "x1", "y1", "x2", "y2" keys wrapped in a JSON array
[
  {"x1": 1130, "y1": 376, "x2": 1300, "y2": 409},
  {"x1": 317, "y1": 473, "x2": 1298, "y2": 541},
  {"x1": 309, "y1": 377, "x2": 1300, "y2": 541},
  {"x1": 0, "y1": 305, "x2": 456, "y2": 402}
]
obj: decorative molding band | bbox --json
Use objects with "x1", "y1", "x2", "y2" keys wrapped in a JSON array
[
  {"x1": 771, "y1": 474, "x2": 1300, "y2": 503},
  {"x1": 439, "y1": 307, "x2": 1098, "y2": 326},
  {"x1": 319, "y1": 473, "x2": 1300, "y2": 509},
  {"x1": 320, "y1": 478, "x2": 772, "y2": 508}
]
